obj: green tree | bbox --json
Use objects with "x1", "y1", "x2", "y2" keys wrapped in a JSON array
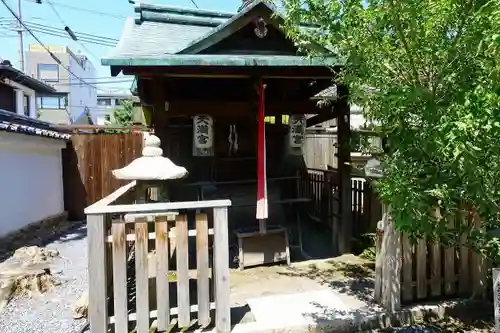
[
  {"x1": 282, "y1": 0, "x2": 500, "y2": 258},
  {"x1": 111, "y1": 99, "x2": 134, "y2": 127}
]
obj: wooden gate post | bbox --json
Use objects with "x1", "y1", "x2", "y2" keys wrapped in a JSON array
[
  {"x1": 87, "y1": 213, "x2": 109, "y2": 332},
  {"x1": 214, "y1": 207, "x2": 231, "y2": 332}
]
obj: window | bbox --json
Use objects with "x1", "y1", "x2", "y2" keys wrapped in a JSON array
[
  {"x1": 37, "y1": 63, "x2": 59, "y2": 82},
  {"x1": 37, "y1": 96, "x2": 66, "y2": 109},
  {"x1": 23, "y1": 94, "x2": 29, "y2": 117},
  {"x1": 96, "y1": 115, "x2": 111, "y2": 125},
  {"x1": 97, "y1": 98, "x2": 112, "y2": 106},
  {"x1": 282, "y1": 115, "x2": 289, "y2": 125},
  {"x1": 264, "y1": 116, "x2": 275, "y2": 124}
]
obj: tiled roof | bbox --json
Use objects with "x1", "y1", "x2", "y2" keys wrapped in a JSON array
[
  {"x1": 313, "y1": 86, "x2": 337, "y2": 100},
  {"x1": 0, "y1": 109, "x2": 71, "y2": 140},
  {"x1": 103, "y1": 0, "x2": 327, "y2": 64},
  {"x1": 106, "y1": 17, "x2": 212, "y2": 58},
  {"x1": 0, "y1": 64, "x2": 56, "y2": 94},
  {"x1": 105, "y1": 3, "x2": 233, "y2": 60}
]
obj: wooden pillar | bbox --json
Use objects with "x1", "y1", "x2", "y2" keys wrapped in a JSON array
[
  {"x1": 336, "y1": 84, "x2": 352, "y2": 254},
  {"x1": 214, "y1": 207, "x2": 231, "y2": 332},
  {"x1": 152, "y1": 78, "x2": 168, "y2": 142}
]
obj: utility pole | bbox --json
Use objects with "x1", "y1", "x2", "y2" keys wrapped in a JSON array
[{"x1": 17, "y1": 0, "x2": 25, "y2": 72}]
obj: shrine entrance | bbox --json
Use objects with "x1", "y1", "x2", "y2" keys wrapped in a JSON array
[{"x1": 103, "y1": 0, "x2": 353, "y2": 267}]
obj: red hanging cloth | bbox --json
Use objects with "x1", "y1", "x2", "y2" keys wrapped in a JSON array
[{"x1": 256, "y1": 82, "x2": 268, "y2": 220}]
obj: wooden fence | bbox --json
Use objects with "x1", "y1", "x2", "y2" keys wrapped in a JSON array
[
  {"x1": 303, "y1": 131, "x2": 338, "y2": 169},
  {"x1": 62, "y1": 133, "x2": 143, "y2": 220},
  {"x1": 375, "y1": 207, "x2": 488, "y2": 311},
  {"x1": 85, "y1": 182, "x2": 232, "y2": 333},
  {"x1": 300, "y1": 168, "x2": 339, "y2": 224},
  {"x1": 299, "y1": 168, "x2": 382, "y2": 250}
]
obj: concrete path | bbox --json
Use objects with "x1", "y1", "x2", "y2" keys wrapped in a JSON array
[
  {"x1": 247, "y1": 290, "x2": 351, "y2": 327},
  {"x1": 201, "y1": 288, "x2": 378, "y2": 333}
]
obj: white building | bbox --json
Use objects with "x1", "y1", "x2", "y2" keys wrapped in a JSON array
[
  {"x1": 95, "y1": 92, "x2": 138, "y2": 125},
  {"x1": 25, "y1": 44, "x2": 97, "y2": 124},
  {"x1": 0, "y1": 60, "x2": 56, "y2": 118}
]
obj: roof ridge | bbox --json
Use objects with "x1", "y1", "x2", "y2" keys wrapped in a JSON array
[
  {"x1": 135, "y1": 3, "x2": 234, "y2": 19},
  {"x1": 176, "y1": 0, "x2": 279, "y2": 54},
  {"x1": 136, "y1": 11, "x2": 227, "y2": 27}
]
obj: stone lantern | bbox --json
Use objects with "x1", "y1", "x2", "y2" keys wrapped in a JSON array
[{"x1": 112, "y1": 133, "x2": 188, "y2": 203}]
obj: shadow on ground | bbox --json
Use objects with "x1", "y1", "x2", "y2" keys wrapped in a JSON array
[
  {"x1": 0, "y1": 221, "x2": 86, "y2": 262},
  {"x1": 301, "y1": 299, "x2": 494, "y2": 333},
  {"x1": 277, "y1": 255, "x2": 377, "y2": 304}
]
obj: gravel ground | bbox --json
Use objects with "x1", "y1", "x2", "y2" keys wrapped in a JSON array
[
  {"x1": 371, "y1": 316, "x2": 494, "y2": 333},
  {"x1": 0, "y1": 224, "x2": 88, "y2": 333},
  {"x1": 373, "y1": 326, "x2": 441, "y2": 332}
]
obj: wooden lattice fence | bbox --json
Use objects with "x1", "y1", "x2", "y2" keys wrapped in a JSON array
[{"x1": 375, "y1": 207, "x2": 488, "y2": 311}]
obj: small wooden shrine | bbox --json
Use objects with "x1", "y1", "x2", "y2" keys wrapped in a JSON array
[{"x1": 102, "y1": 0, "x2": 353, "y2": 265}]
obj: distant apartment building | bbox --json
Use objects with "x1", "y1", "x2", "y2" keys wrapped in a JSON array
[
  {"x1": 25, "y1": 44, "x2": 97, "y2": 124},
  {"x1": 95, "y1": 92, "x2": 139, "y2": 125}
]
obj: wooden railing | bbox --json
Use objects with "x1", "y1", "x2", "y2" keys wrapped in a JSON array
[
  {"x1": 351, "y1": 178, "x2": 381, "y2": 242},
  {"x1": 299, "y1": 168, "x2": 340, "y2": 224},
  {"x1": 300, "y1": 169, "x2": 381, "y2": 230},
  {"x1": 84, "y1": 182, "x2": 231, "y2": 333}
]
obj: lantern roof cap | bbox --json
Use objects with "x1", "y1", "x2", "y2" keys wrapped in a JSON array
[{"x1": 112, "y1": 133, "x2": 188, "y2": 180}]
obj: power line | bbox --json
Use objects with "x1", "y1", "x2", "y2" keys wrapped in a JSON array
[
  {"x1": 27, "y1": 21, "x2": 118, "y2": 43},
  {"x1": 190, "y1": 0, "x2": 199, "y2": 9},
  {"x1": 0, "y1": 19, "x2": 118, "y2": 44},
  {"x1": 0, "y1": 0, "x2": 101, "y2": 90},
  {"x1": 36, "y1": 76, "x2": 134, "y2": 81},
  {"x1": 0, "y1": 30, "x2": 16, "y2": 37},
  {"x1": 0, "y1": 18, "x2": 119, "y2": 42},
  {"x1": 51, "y1": 79, "x2": 134, "y2": 86},
  {"x1": 27, "y1": 27, "x2": 116, "y2": 47},
  {"x1": 0, "y1": 23, "x2": 117, "y2": 47},
  {"x1": 44, "y1": 0, "x2": 101, "y2": 62},
  {"x1": 22, "y1": 0, "x2": 127, "y2": 19},
  {"x1": 29, "y1": 22, "x2": 119, "y2": 42}
]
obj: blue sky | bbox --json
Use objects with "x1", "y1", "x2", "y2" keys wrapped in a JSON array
[{"x1": 0, "y1": 0, "x2": 239, "y2": 92}]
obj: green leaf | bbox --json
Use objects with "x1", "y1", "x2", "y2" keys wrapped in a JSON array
[{"x1": 281, "y1": 0, "x2": 500, "y2": 259}]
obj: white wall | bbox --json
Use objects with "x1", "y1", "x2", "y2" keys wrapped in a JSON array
[
  {"x1": 68, "y1": 55, "x2": 97, "y2": 121},
  {"x1": 0, "y1": 132, "x2": 66, "y2": 237}
]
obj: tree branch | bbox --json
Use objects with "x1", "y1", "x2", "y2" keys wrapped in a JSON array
[{"x1": 387, "y1": 0, "x2": 421, "y2": 85}]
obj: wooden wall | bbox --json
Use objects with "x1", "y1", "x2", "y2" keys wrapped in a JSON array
[
  {"x1": 303, "y1": 132, "x2": 338, "y2": 170},
  {"x1": 62, "y1": 133, "x2": 143, "y2": 220}
]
